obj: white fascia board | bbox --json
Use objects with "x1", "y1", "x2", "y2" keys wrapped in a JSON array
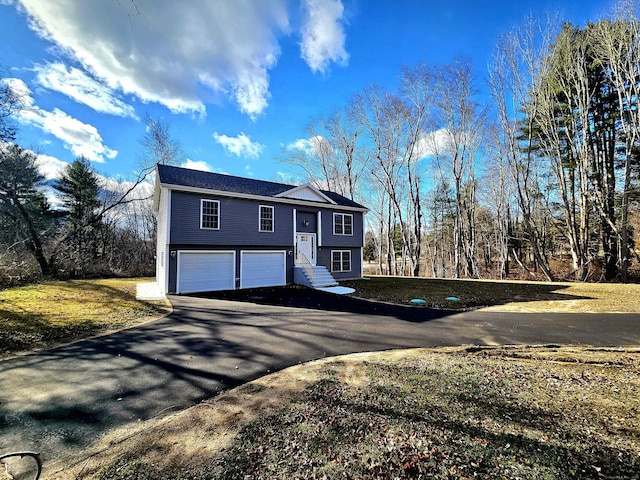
[
  {"x1": 274, "y1": 183, "x2": 337, "y2": 204},
  {"x1": 159, "y1": 183, "x2": 368, "y2": 213}
]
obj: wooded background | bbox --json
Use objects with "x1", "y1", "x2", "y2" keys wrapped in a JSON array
[{"x1": 2, "y1": 9, "x2": 639, "y2": 285}]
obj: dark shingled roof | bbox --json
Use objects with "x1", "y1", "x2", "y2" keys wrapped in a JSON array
[{"x1": 156, "y1": 164, "x2": 366, "y2": 210}]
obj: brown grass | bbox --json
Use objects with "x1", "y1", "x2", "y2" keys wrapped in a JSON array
[
  {"x1": 342, "y1": 276, "x2": 640, "y2": 313},
  {"x1": 3, "y1": 278, "x2": 639, "y2": 478},
  {"x1": 0, "y1": 278, "x2": 170, "y2": 359},
  {"x1": 56, "y1": 346, "x2": 640, "y2": 480}
]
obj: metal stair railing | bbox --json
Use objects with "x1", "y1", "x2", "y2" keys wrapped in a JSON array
[{"x1": 296, "y1": 252, "x2": 316, "y2": 286}]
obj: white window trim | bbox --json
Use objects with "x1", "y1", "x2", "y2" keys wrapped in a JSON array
[
  {"x1": 259, "y1": 205, "x2": 275, "y2": 232},
  {"x1": 200, "y1": 199, "x2": 220, "y2": 230},
  {"x1": 331, "y1": 250, "x2": 352, "y2": 272},
  {"x1": 333, "y1": 212, "x2": 354, "y2": 236}
]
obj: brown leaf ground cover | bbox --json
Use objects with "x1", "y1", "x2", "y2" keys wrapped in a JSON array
[
  {"x1": 2, "y1": 278, "x2": 639, "y2": 478},
  {"x1": 58, "y1": 346, "x2": 640, "y2": 480}
]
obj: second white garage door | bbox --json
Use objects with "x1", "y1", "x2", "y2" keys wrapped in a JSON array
[
  {"x1": 177, "y1": 251, "x2": 235, "y2": 294},
  {"x1": 240, "y1": 251, "x2": 286, "y2": 289}
]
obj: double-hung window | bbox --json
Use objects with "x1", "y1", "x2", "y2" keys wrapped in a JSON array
[
  {"x1": 332, "y1": 250, "x2": 351, "y2": 272},
  {"x1": 259, "y1": 205, "x2": 274, "y2": 232},
  {"x1": 333, "y1": 213, "x2": 353, "y2": 235},
  {"x1": 201, "y1": 199, "x2": 219, "y2": 230}
]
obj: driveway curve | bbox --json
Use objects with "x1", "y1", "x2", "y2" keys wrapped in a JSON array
[{"x1": 0, "y1": 287, "x2": 638, "y2": 470}]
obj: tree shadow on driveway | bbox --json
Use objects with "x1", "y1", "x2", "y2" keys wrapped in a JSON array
[
  {"x1": 193, "y1": 285, "x2": 457, "y2": 323},
  {"x1": 1, "y1": 290, "x2": 453, "y2": 468}
]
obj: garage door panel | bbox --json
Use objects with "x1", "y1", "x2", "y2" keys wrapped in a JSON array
[
  {"x1": 241, "y1": 251, "x2": 286, "y2": 289},
  {"x1": 178, "y1": 251, "x2": 235, "y2": 293}
]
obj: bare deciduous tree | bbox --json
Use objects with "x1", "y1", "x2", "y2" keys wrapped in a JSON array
[
  {"x1": 592, "y1": 12, "x2": 640, "y2": 281},
  {"x1": 433, "y1": 59, "x2": 487, "y2": 278},
  {"x1": 488, "y1": 16, "x2": 557, "y2": 281},
  {"x1": 139, "y1": 115, "x2": 185, "y2": 170},
  {"x1": 0, "y1": 73, "x2": 22, "y2": 143}
]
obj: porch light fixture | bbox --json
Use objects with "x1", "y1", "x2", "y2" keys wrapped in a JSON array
[{"x1": 303, "y1": 220, "x2": 310, "y2": 226}]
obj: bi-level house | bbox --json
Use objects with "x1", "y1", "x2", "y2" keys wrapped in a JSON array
[{"x1": 154, "y1": 164, "x2": 368, "y2": 294}]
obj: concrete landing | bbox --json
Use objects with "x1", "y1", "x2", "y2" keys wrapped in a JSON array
[
  {"x1": 136, "y1": 282, "x2": 166, "y2": 300},
  {"x1": 315, "y1": 286, "x2": 356, "y2": 295}
]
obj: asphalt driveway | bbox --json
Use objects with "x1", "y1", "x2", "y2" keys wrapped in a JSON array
[{"x1": 0, "y1": 287, "x2": 638, "y2": 472}]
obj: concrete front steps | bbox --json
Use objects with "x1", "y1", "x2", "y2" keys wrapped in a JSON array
[{"x1": 294, "y1": 265, "x2": 338, "y2": 288}]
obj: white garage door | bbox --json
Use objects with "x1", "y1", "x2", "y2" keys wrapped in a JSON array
[
  {"x1": 240, "y1": 251, "x2": 286, "y2": 289},
  {"x1": 177, "y1": 251, "x2": 235, "y2": 293}
]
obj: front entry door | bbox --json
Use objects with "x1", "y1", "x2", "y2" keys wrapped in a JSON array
[{"x1": 296, "y1": 233, "x2": 316, "y2": 266}]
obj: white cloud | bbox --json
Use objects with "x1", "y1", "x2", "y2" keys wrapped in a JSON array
[
  {"x1": 34, "y1": 63, "x2": 137, "y2": 119},
  {"x1": 416, "y1": 128, "x2": 453, "y2": 159},
  {"x1": 26, "y1": 108, "x2": 117, "y2": 162},
  {"x1": 101, "y1": 176, "x2": 153, "y2": 201},
  {"x1": 5, "y1": 77, "x2": 117, "y2": 162},
  {"x1": 213, "y1": 132, "x2": 264, "y2": 159},
  {"x1": 300, "y1": 0, "x2": 349, "y2": 73},
  {"x1": 15, "y1": 0, "x2": 350, "y2": 118},
  {"x1": 284, "y1": 135, "x2": 327, "y2": 155},
  {"x1": 35, "y1": 153, "x2": 68, "y2": 180},
  {"x1": 285, "y1": 137, "x2": 314, "y2": 153},
  {"x1": 17, "y1": 0, "x2": 293, "y2": 118},
  {"x1": 275, "y1": 171, "x2": 301, "y2": 184},
  {"x1": 4, "y1": 77, "x2": 33, "y2": 107},
  {"x1": 182, "y1": 159, "x2": 212, "y2": 172}
]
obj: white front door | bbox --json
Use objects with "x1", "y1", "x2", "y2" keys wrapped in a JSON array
[{"x1": 296, "y1": 233, "x2": 316, "y2": 266}]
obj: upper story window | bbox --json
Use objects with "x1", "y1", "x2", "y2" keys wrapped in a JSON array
[
  {"x1": 201, "y1": 199, "x2": 219, "y2": 230},
  {"x1": 259, "y1": 205, "x2": 274, "y2": 232},
  {"x1": 333, "y1": 213, "x2": 353, "y2": 235}
]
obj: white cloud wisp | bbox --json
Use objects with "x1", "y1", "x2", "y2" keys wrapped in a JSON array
[
  {"x1": 16, "y1": 0, "x2": 349, "y2": 118},
  {"x1": 4, "y1": 78, "x2": 117, "y2": 162},
  {"x1": 35, "y1": 63, "x2": 137, "y2": 119},
  {"x1": 213, "y1": 132, "x2": 264, "y2": 159},
  {"x1": 300, "y1": 0, "x2": 349, "y2": 73}
]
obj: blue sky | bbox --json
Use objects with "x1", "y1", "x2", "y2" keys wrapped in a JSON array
[{"x1": 0, "y1": 0, "x2": 616, "y2": 187}]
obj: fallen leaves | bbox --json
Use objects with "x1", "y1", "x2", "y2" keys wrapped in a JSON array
[{"x1": 214, "y1": 349, "x2": 640, "y2": 479}]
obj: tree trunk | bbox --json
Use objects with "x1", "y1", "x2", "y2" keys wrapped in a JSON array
[{"x1": 13, "y1": 193, "x2": 50, "y2": 276}]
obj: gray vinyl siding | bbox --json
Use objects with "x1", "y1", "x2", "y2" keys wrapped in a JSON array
[
  {"x1": 164, "y1": 190, "x2": 364, "y2": 292},
  {"x1": 296, "y1": 210, "x2": 317, "y2": 233},
  {"x1": 169, "y1": 191, "x2": 293, "y2": 246},
  {"x1": 317, "y1": 247, "x2": 362, "y2": 280},
  {"x1": 319, "y1": 208, "x2": 363, "y2": 247}
]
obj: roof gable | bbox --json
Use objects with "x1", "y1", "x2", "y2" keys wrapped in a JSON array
[{"x1": 275, "y1": 183, "x2": 336, "y2": 204}]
